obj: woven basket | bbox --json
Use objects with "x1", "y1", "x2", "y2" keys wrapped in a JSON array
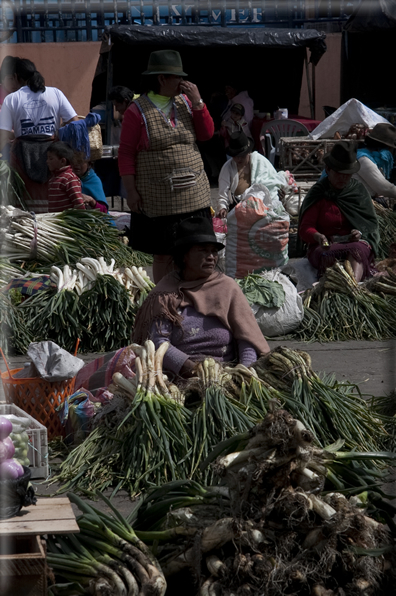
[
  {"x1": 77, "y1": 115, "x2": 103, "y2": 161},
  {"x1": 0, "y1": 341, "x2": 80, "y2": 440},
  {"x1": 1, "y1": 369, "x2": 75, "y2": 440},
  {"x1": 88, "y1": 123, "x2": 103, "y2": 161}
]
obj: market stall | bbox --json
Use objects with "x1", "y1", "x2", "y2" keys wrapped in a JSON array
[{"x1": 90, "y1": 24, "x2": 327, "y2": 143}]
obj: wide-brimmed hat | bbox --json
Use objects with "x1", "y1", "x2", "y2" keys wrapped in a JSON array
[
  {"x1": 227, "y1": 131, "x2": 254, "y2": 157},
  {"x1": 142, "y1": 50, "x2": 188, "y2": 76},
  {"x1": 323, "y1": 141, "x2": 360, "y2": 174},
  {"x1": 173, "y1": 216, "x2": 225, "y2": 251},
  {"x1": 367, "y1": 123, "x2": 396, "y2": 149}
]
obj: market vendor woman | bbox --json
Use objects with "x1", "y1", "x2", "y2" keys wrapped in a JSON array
[
  {"x1": 133, "y1": 216, "x2": 270, "y2": 378},
  {"x1": 298, "y1": 142, "x2": 380, "y2": 282},
  {"x1": 118, "y1": 50, "x2": 214, "y2": 283}
]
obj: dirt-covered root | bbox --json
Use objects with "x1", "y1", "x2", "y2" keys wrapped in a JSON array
[{"x1": 246, "y1": 409, "x2": 315, "y2": 455}]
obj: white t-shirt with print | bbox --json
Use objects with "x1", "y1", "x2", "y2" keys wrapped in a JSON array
[{"x1": 0, "y1": 86, "x2": 76, "y2": 138}]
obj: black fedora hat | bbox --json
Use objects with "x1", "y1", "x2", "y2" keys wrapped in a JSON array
[
  {"x1": 173, "y1": 216, "x2": 225, "y2": 251},
  {"x1": 227, "y1": 131, "x2": 254, "y2": 157},
  {"x1": 323, "y1": 141, "x2": 360, "y2": 174},
  {"x1": 367, "y1": 123, "x2": 396, "y2": 149},
  {"x1": 142, "y1": 50, "x2": 188, "y2": 76}
]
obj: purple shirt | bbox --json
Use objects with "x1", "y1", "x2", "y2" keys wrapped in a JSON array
[{"x1": 150, "y1": 305, "x2": 258, "y2": 375}]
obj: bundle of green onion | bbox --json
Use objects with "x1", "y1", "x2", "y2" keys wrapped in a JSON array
[
  {"x1": 0, "y1": 291, "x2": 32, "y2": 355},
  {"x1": 294, "y1": 262, "x2": 396, "y2": 341},
  {"x1": 373, "y1": 200, "x2": 396, "y2": 260},
  {"x1": 47, "y1": 491, "x2": 167, "y2": 596},
  {"x1": 1, "y1": 207, "x2": 152, "y2": 269}
]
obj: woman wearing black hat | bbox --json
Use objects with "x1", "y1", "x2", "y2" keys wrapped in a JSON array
[
  {"x1": 118, "y1": 50, "x2": 215, "y2": 283},
  {"x1": 217, "y1": 130, "x2": 289, "y2": 219},
  {"x1": 298, "y1": 141, "x2": 380, "y2": 281},
  {"x1": 133, "y1": 216, "x2": 270, "y2": 379},
  {"x1": 354, "y1": 123, "x2": 396, "y2": 206}
]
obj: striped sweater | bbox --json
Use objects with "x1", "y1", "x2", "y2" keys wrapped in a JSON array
[{"x1": 48, "y1": 165, "x2": 85, "y2": 212}]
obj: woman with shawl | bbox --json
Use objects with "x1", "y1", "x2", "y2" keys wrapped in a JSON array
[
  {"x1": 298, "y1": 142, "x2": 379, "y2": 282},
  {"x1": 133, "y1": 216, "x2": 270, "y2": 379},
  {"x1": 353, "y1": 123, "x2": 396, "y2": 207}
]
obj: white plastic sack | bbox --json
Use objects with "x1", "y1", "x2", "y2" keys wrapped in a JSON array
[
  {"x1": 27, "y1": 341, "x2": 85, "y2": 382},
  {"x1": 309, "y1": 98, "x2": 390, "y2": 140},
  {"x1": 252, "y1": 270, "x2": 304, "y2": 337},
  {"x1": 226, "y1": 184, "x2": 290, "y2": 279},
  {"x1": 215, "y1": 231, "x2": 226, "y2": 272},
  {"x1": 284, "y1": 193, "x2": 305, "y2": 216}
]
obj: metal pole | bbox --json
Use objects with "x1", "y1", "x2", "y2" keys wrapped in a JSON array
[
  {"x1": 105, "y1": 46, "x2": 113, "y2": 146},
  {"x1": 304, "y1": 48, "x2": 315, "y2": 120}
]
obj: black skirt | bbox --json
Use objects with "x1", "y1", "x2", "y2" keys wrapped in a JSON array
[{"x1": 127, "y1": 206, "x2": 212, "y2": 255}]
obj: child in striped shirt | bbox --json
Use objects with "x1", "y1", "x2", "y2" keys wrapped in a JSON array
[{"x1": 47, "y1": 141, "x2": 85, "y2": 212}]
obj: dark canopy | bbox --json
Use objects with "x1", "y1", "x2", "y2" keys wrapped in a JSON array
[
  {"x1": 344, "y1": 0, "x2": 396, "y2": 31},
  {"x1": 91, "y1": 25, "x2": 326, "y2": 116},
  {"x1": 341, "y1": 0, "x2": 396, "y2": 107},
  {"x1": 103, "y1": 25, "x2": 327, "y2": 64}
]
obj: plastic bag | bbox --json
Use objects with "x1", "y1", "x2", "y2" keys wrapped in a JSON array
[
  {"x1": 57, "y1": 388, "x2": 103, "y2": 445},
  {"x1": 226, "y1": 184, "x2": 290, "y2": 279},
  {"x1": 0, "y1": 467, "x2": 36, "y2": 519},
  {"x1": 27, "y1": 341, "x2": 85, "y2": 382},
  {"x1": 252, "y1": 270, "x2": 304, "y2": 337}
]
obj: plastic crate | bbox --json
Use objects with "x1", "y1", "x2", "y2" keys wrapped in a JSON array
[{"x1": 0, "y1": 403, "x2": 49, "y2": 480}]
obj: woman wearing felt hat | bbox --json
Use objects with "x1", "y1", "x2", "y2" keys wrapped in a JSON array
[
  {"x1": 298, "y1": 141, "x2": 380, "y2": 281},
  {"x1": 216, "y1": 130, "x2": 290, "y2": 219},
  {"x1": 353, "y1": 123, "x2": 396, "y2": 206},
  {"x1": 133, "y1": 216, "x2": 270, "y2": 379},
  {"x1": 118, "y1": 50, "x2": 215, "y2": 283}
]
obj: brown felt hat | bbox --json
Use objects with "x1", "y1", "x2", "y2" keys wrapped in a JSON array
[
  {"x1": 367, "y1": 123, "x2": 396, "y2": 149},
  {"x1": 142, "y1": 50, "x2": 188, "y2": 76},
  {"x1": 323, "y1": 141, "x2": 360, "y2": 174}
]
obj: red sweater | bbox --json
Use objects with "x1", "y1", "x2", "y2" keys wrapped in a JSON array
[
  {"x1": 118, "y1": 95, "x2": 214, "y2": 176},
  {"x1": 299, "y1": 198, "x2": 352, "y2": 246},
  {"x1": 48, "y1": 165, "x2": 85, "y2": 212}
]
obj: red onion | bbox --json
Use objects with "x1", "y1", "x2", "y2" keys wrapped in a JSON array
[
  {"x1": 0, "y1": 416, "x2": 13, "y2": 440},
  {"x1": 0, "y1": 437, "x2": 15, "y2": 462},
  {"x1": 0, "y1": 458, "x2": 24, "y2": 479}
]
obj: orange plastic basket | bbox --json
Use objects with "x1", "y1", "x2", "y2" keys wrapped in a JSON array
[{"x1": 0, "y1": 340, "x2": 80, "y2": 440}]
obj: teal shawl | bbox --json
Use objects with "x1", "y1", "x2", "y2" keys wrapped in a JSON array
[{"x1": 298, "y1": 177, "x2": 380, "y2": 256}]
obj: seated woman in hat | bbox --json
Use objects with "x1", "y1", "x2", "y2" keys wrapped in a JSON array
[
  {"x1": 118, "y1": 49, "x2": 214, "y2": 284},
  {"x1": 132, "y1": 216, "x2": 270, "y2": 379},
  {"x1": 216, "y1": 130, "x2": 289, "y2": 219},
  {"x1": 298, "y1": 142, "x2": 380, "y2": 282},
  {"x1": 353, "y1": 123, "x2": 396, "y2": 207}
]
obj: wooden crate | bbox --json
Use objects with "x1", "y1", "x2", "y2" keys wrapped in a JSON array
[
  {"x1": 279, "y1": 137, "x2": 363, "y2": 180},
  {"x1": 0, "y1": 534, "x2": 47, "y2": 596}
]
